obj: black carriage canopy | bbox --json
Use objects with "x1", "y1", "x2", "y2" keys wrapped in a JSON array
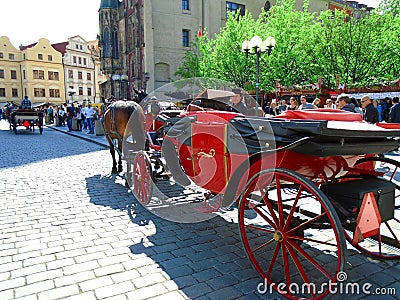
[
  {"x1": 229, "y1": 117, "x2": 400, "y2": 156},
  {"x1": 166, "y1": 117, "x2": 400, "y2": 157}
]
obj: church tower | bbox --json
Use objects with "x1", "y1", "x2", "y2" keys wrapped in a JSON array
[{"x1": 99, "y1": 0, "x2": 121, "y2": 79}]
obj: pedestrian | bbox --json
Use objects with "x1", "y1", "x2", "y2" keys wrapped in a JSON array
[
  {"x1": 298, "y1": 96, "x2": 315, "y2": 110},
  {"x1": 20, "y1": 95, "x2": 32, "y2": 109},
  {"x1": 337, "y1": 94, "x2": 356, "y2": 113},
  {"x1": 361, "y1": 95, "x2": 378, "y2": 124},
  {"x1": 66, "y1": 104, "x2": 75, "y2": 132},
  {"x1": 389, "y1": 97, "x2": 400, "y2": 123},
  {"x1": 84, "y1": 103, "x2": 96, "y2": 134},
  {"x1": 58, "y1": 106, "x2": 66, "y2": 126},
  {"x1": 81, "y1": 104, "x2": 88, "y2": 130},
  {"x1": 75, "y1": 106, "x2": 83, "y2": 131}
]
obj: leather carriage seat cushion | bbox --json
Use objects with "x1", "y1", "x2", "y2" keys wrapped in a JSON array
[{"x1": 272, "y1": 109, "x2": 363, "y2": 122}]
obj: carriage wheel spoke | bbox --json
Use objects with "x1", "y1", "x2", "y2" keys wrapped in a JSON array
[
  {"x1": 285, "y1": 241, "x2": 315, "y2": 297},
  {"x1": 287, "y1": 211, "x2": 328, "y2": 235},
  {"x1": 245, "y1": 224, "x2": 275, "y2": 234},
  {"x1": 282, "y1": 243, "x2": 292, "y2": 295},
  {"x1": 275, "y1": 175, "x2": 285, "y2": 229},
  {"x1": 385, "y1": 221, "x2": 400, "y2": 246},
  {"x1": 251, "y1": 238, "x2": 276, "y2": 254},
  {"x1": 283, "y1": 186, "x2": 303, "y2": 231},
  {"x1": 252, "y1": 206, "x2": 278, "y2": 229},
  {"x1": 261, "y1": 192, "x2": 280, "y2": 226},
  {"x1": 287, "y1": 234, "x2": 339, "y2": 248},
  {"x1": 287, "y1": 239, "x2": 334, "y2": 280},
  {"x1": 266, "y1": 242, "x2": 281, "y2": 278}
]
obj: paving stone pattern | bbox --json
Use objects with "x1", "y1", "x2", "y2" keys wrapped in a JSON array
[{"x1": 0, "y1": 121, "x2": 399, "y2": 299}]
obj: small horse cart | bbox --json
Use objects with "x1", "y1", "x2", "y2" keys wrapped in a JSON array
[
  {"x1": 8, "y1": 108, "x2": 44, "y2": 134},
  {"x1": 117, "y1": 83, "x2": 400, "y2": 299}
]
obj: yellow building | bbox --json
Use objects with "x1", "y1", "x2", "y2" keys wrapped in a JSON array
[
  {"x1": 0, "y1": 36, "x2": 23, "y2": 105},
  {"x1": 20, "y1": 38, "x2": 65, "y2": 105}
]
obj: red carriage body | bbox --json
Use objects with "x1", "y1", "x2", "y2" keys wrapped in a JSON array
[{"x1": 129, "y1": 96, "x2": 400, "y2": 300}]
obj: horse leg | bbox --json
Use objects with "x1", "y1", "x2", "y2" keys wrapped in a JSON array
[
  {"x1": 117, "y1": 138, "x2": 123, "y2": 173},
  {"x1": 107, "y1": 136, "x2": 118, "y2": 173}
]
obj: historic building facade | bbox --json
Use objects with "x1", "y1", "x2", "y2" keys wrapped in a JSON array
[
  {"x1": 98, "y1": 0, "x2": 374, "y2": 98},
  {"x1": 0, "y1": 36, "x2": 105, "y2": 106}
]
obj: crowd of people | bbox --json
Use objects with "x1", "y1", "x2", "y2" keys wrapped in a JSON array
[
  {"x1": 43, "y1": 103, "x2": 102, "y2": 134},
  {"x1": 262, "y1": 94, "x2": 400, "y2": 124}
]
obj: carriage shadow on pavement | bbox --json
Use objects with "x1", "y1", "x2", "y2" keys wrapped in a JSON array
[{"x1": 84, "y1": 172, "x2": 399, "y2": 300}]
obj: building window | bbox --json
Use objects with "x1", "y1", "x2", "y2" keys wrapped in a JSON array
[
  {"x1": 83, "y1": 58, "x2": 87, "y2": 66},
  {"x1": 10, "y1": 70, "x2": 17, "y2": 79},
  {"x1": 0, "y1": 52, "x2": 3, "y2": 58},
  {"x1": 79, "y1": 87, "x2": 83, "y2": 95},
  {"x1": 78, "y1": 57, "x2": 82, "y2": 64},
  {"x1": 73, "y1": 56, "x2": 77, "y2": 64},
  {"x1": 0, "y1": 69, "x2": 4, "y2": 79},
  {"x1": 48, "y1": 55, "x2": 52, "y2": 61},
  {"x1": 87, "y1": 73, "x2": 92, "y2": 81},
  {"x1": 49, "y1": 89, "x2": 60, "y2": 98},
  {"x1": 33, "y1": 70, "x2": 45, "y2": 79},
  {"x1": 182, "y1": 29, "x2": 190, "y2": 47},
  {"x1": 48, "y1": 71, "x2": 59, "y2": 80},
  {"x1": 68, "y1": 70, "x2": 73, "y2": 79},
  {"x1": 12, "y1": 88, "x2": 18, "y2": 97},
  {"x1": 182, "y1": 0, "x2": 189, "y2": 10},
  {"x1": 87, "y1": 87, "x2": 92, "y2": 96},
  {"x1": 103, "y1": 28, "x2": 111, "y2": 58},
  {"x1": 75, "y1": 44, "x2": 79, "y2": 49},
  {"x1": 9, "y1": 53, "x2": 15, "y2": 60},
  {"x1": 78, "y1": 71, "x2": 83, "y2": 80},
  {"x1": 23, "y1": 70, "x2": 26, "y2": 79},
  {"x1": 38, "y1": 53, "x2": 43, "y2": 60},
  {"x1": 226, "y1": 1, "x2": 245, "y2": 18},
  {"x1": 34, "y1": 88, "x2": 46, "y2": 97},
  {"x1": 0, "y1": 88, "x2": 5, "y2": 97}
]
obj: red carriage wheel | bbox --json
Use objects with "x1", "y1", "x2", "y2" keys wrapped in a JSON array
[
  {"x1": 133, "y1": 151, "x2": 153, "y2": 205},
  {"x1": 343, "y1": 156, "x2": 400, "y2": 259},
  {"x1": 238, "y1": 168, "x2": 346, "y2": 300}
]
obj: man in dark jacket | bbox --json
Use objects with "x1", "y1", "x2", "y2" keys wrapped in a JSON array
[
  {"x1": 337, "y1": 94, "x2": 356, "y2": 112},
  {"x1": 389, "y1": 97, "x2": 400, "y2": 123},
  {"x1": 361, "y1": 95, "x2": 378, "y2": 123}
]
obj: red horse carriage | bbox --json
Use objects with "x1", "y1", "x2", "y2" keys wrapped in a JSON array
[{"x1": 119, "y1": 82, "x2": 400, "y2": 299}]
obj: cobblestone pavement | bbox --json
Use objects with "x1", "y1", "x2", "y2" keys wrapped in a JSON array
[{"x1": 0, "y1": 120, "x2": 399, "y2": 300}]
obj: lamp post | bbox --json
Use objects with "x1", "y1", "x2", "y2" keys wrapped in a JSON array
[
  {"x1": 241, "y1": 36, "x2": 276, "y2": 113},
  {"x1": 112, "y1": 74, "x2": 121, "y2": 99},
  {"x1": 144, "y1": 72, "x2": 150, "y2": 93},
  {"x1": 67, "y1": 87, "x2": 76, "y2": 105}
]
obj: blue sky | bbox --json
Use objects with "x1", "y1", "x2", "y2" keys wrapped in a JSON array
[{"x1": 0, "y1": 0, "x2": 100, "y2": 47}]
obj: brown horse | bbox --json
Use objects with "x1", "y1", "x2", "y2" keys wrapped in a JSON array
[{"x1": 103, "y1": 100, "x2": 146, "y2": 173}]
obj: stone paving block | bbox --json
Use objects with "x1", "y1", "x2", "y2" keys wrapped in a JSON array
[
  {"x1": 94, "y1": 264, "x2": 125, "y2": 277},
  {"x1": 54, "y1": 271, "x2": 96, "y2": 288},
  {"x1": 27, "y1": 269, "x2": 63, "y2": 284},
  {"x1": 79, "y1": 276, "x2": 114, "y2": 292},
  {"x1": 11, "y1": 263, "x2": 47, "y2": 278},
  {"x1": 126, "y1": 283, "x2": 169, "y2": 300},
  {"x1": 111, "y1": 269, "x2": 141, "y2": 284},
  {"x1": 98, "y1": 254, "x2": 132, "y2": 267},
  {"x1": 37, "y1": 284, "x2": 80, "y2": 300},
  {"x1": 14, "y1": 280, "x2": 55, "y2": 298},
  {"x1": 151, "y1": 290, "x2": 189, "y2": 300},
  {"x1": 0, "y1": 276, "x2": 26, "y2": 291},
  {"x1": 55, "y1": 248, "x2": 86, "y2": 260},
  {"x1": 47, "y1": 257, "x2": 75, "y2": 270},
  {"x1": 63, "y1": 261, "x2": 100, "y2": 276},
  {"x1": 63, "y1": 291, "x2": 97, "y2": 300},
  {"x1": 131, "y1": 272, "x2": 167, "y2": 290},
  {"x1": 181, "y1": 282, "x2": 213, "y2": 299},
  {"x1": 0, "y1": 289, "x2": 13, "y2": 300},
  {"x1": 1, "y1": 261, "x2": 23, "y2": 273},
  {"x1": 95, "y1": 281, "x2": 135, "y2": 299}
]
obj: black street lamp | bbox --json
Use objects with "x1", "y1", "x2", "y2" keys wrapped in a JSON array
[
  {"x1": 120, "y1": 74, "x2": 129, "y2": 99},
  {"x1": 241, "y1": 36, "x2": 276, "y2": 113},
  {"x1": 67, "y1": 87, "x2": 76, "y2": 104},
  {"x1": 144, "y1": 72, "x2": 150, "y2": 93}
]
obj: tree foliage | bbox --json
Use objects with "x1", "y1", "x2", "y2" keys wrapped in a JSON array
[{"x1": 175, "y1": 0, "x2": 400, "y2": 91}]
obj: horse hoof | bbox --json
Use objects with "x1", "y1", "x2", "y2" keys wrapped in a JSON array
[
  {"x1": 118, "y1": 167, "x2": 123, "y2": 173},
  {"x1": 111, "y1": 168, "x2": 118, "y2": 174}
]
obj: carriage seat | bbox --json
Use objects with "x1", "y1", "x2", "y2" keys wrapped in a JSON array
[{"x1": 272, "y1": 109, "x2": 363, "y2": 122}]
